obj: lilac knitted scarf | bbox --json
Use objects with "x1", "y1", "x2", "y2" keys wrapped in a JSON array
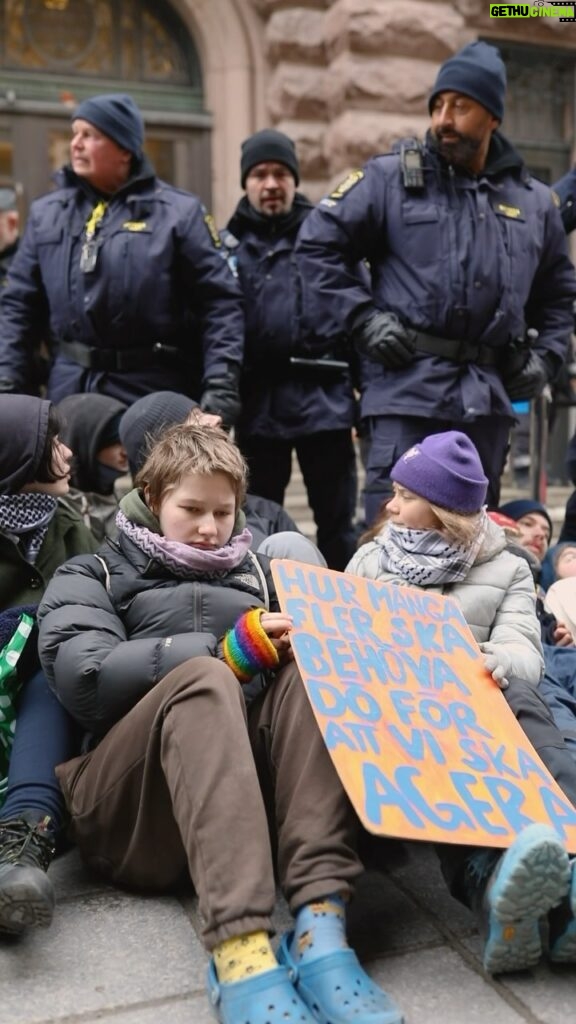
[{"x1": 115, "y1": 508, "x2": 253, "y2": 577}]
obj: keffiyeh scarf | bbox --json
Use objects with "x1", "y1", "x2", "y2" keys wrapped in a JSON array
[
  {"x1": 0, "y1": 493, "x2": 57, "y2": 564},
  {"x1": 116, "y1": 509, "x2": 253, "y2": 578},
  {"x1": 378, "y1": 510, "x2": 489, "y2": 587}
]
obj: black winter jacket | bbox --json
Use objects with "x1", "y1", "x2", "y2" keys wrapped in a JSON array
[{"x1": 38, "y1": 489, "x2": 278, "y2": 738}]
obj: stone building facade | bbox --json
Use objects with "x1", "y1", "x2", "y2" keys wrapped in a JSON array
[
  {"x1": 185, "y1": 0, "x2": 576, "y2": 220},
  {"x1": 1, "y1": 1, "x2": 575, "y2": 223}
]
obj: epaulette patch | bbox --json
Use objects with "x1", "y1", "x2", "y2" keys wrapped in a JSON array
[
  {"x1": 204, "y1": 212, "x2": 221, "y2": 248},
  {"x1": 551, "y1": 189, "x2": 561, "y2": 208},
  {"x1": 328, "y1": 169, "x2": 364, "y2": 201}
]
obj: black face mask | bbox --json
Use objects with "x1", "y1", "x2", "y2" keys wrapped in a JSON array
[{"x1": 93, "y1": 462, "x2": 125, "y2": 496}]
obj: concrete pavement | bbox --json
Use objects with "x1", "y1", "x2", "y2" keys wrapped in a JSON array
[{"x1": 2, "y1": 841, "x2": 574, "y2": 1024}]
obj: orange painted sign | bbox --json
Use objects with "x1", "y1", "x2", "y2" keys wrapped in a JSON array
[{"x1": 271, "y1": 560, "x2": 576, "y2": 851}]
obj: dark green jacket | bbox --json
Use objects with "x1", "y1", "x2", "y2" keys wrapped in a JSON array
[{"x1": 0, "y1": 499, "x2": 98, "y2": 610}]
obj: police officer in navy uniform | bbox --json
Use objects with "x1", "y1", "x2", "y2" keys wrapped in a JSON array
[
  {"x1": 296, "y1": 42, "x2": 576, "y2": 523},
  {"x1": 0, "y1": 187, "x2": 19, "y2": 289},
  {"x1": 222, "y1": 129, "x2": 357, "y2": 569},
  {"x1": 0, "y1": 94, "x2": 243, "y2": 426},
  {"x1": 553, "y1": 166, "x2": 576, "y2": 234}
]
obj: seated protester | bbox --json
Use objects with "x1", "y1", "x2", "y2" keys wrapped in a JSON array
[
  {"x1": 119, "y1": 389, "x2": 325, "y2": 564},
  {"x1": 347, "y1": 431, "x2": 576, "y2": 972},
  {"x1": 0, "y1": 395, "x2": 98, "y2": 934},
  {"x1": 57, "y1": 393, "x2": 129, "y2": 540},
  {"x1": 539, "y1": 541, "x2": 576, "y2": 595},
  {"x1": 545, "y1": 551, "x2": 576, "y2": 647},
  {"x1": 496, "y1": 501, "x2": 576, "y2": 764},
  {"x1": 38, "y1": 424, "x2": 401, "y2": 1024}
]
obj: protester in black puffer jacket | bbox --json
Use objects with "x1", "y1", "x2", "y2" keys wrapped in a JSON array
[{"x1": 38, "y1": 422, "x2": 402, "y2": 1024}]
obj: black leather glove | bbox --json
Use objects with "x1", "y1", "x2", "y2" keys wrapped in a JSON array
[
  {"x1": 352, "y1": 312, "x2": 417, "y2": 370},
  {"x1": 200, "y1": 369, "x2": 241, "y2": 428},
  {"x1": 0, "y1": 377, "x2": 16, "y2": 393},
  {"x1": 505, "y1": 351, "x2": 549, "y2": 401}
]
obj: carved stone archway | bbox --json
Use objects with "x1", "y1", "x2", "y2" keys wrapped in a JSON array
[{"x1": 173, "y1": 0, "x2": 268, "y2": 222}]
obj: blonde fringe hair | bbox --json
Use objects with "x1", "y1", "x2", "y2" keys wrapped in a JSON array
[
  {"x1": 135, "y1": 423, "x2": 248, "y2": 513},
  {"x1": 359, "y1": 499, "x2": 483, "y2": 548}
]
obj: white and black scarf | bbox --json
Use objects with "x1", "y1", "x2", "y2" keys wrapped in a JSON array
[
  {"x1": 378, "y1": 510, "x2": 489, "y2": 587},
  {"x1": 0, "y1": 493, "x2": 57, "y2": 564}
]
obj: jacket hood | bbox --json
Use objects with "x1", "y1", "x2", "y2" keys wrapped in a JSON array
[
  {"x1": 0, "y1": 395, "x2": 51, "y2": 494},
  {"x1": 58, "y1": 393, "x2": 127, "y2": 491},
  {"x1": 225, "y1": 192, "x2": 312, "y2": 240},
  {"x1": 119, "y1": 487, "x2": 247, "y2": 537}
]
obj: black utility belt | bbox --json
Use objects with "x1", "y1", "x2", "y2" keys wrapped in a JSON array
[
  {"x1": 58, "y1": 339, "x2": 183, "y2": 372},
  {"x1": 412, "y1": 330, "x2": 501, "y2": 367}
]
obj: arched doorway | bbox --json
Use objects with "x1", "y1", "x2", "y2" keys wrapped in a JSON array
[{"x1": 0, "y1": 0, "x2": 212, "y2": 212}]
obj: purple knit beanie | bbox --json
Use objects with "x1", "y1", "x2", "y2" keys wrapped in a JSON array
[{"x1": 390, "y1": 431, "x2": 488, "y2": 513}]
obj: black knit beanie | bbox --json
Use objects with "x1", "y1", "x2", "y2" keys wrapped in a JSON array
[
  {"x1": 73, "y1": 93, "x2": 144, "y2": 156},
  {"x1": 120, "y1": 391, "x2": 197, "y2": 477},
  {"x1": 428, "y1": 41, "x2": 507, "y2": 122},
  {"x1": 240, "y1": 129, "x2": 300, "y2": 188}
]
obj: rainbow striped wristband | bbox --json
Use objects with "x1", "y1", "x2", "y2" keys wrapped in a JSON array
[{"x1": 222, "y1": 608, "x2": 280, "y2": 683}]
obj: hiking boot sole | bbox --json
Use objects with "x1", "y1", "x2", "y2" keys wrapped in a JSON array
[
  {"x1": 0, "y1": 868, "x2": 55, "y2": 935},
  {"x1": 483, "y1": 824, "x2": 570, "y2": 974}
]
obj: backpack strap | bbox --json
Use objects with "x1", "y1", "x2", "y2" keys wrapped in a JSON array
[
  {"x1": 94, "y1": 554, "x2": 111, "y2": 595},
  {"x1": 247, "y1": 551, "x2": 270, "y2": 611}
]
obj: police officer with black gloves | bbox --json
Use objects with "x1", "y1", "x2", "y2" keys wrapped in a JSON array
[
  {"x1": 296, "y1": 42, "x2": 576, "y2": 522},
  {"x1": 221, "y1": 129, "x2": 357, "y2": 570},
  {"x1": 0, "y1": 94, "x2": 243, "y2": 426}
]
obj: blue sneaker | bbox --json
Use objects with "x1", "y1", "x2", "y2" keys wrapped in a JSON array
[
  {"x1": 482, "y1": 824, "x2": 570, "y2": 974},
  {"x1": 549, "y1": 857, "x2": 576, "y2": 963}
]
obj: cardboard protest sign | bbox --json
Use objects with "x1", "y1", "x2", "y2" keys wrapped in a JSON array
[{"x1": 271, "y1": 560, "x2": 576, "y2": 851}]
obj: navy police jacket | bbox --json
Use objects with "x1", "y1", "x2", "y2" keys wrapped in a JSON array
[
  {"x1": 0, "y1": 159, "x2": 244, "y2": 404},
  {"x1": 553, "y1": 167, "x2": 576, "y2": 235},
  {"x1": 223, "y1": 194, "x2": 355, "y2": 439},
  {"x1": 296, "y1": 132, "x2": 576, "y2": 422}
]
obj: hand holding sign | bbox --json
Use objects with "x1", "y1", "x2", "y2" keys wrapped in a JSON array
[{"x1": 480, "y1": 643, "x2": 512, "y2": 690}]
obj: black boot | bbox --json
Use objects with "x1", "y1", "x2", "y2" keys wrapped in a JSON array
[{"x1": 0, "y1": 812, "x2": 56, "y2": 935}]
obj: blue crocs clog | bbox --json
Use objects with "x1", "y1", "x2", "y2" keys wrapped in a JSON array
[
  {"x1": 277, "y1": 931, "x2": 404, "y2": 1024},
  {"x1": 482, "y1": 823, "x2": 570, "y2": 974},
  {"x1": 549, "y1": 857, "x2": 576, "y2": 963},
  {"x1": 207, "y1": 959, "x2": 317, "y2": 1024}
]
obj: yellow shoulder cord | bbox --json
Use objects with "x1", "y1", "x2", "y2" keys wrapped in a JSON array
[
  {"x1": 81, "y1": 200, "x2": 109, "y2": 273},
  {"x1": 85, "y1": 200, "x2": 108, "y2": 240}
]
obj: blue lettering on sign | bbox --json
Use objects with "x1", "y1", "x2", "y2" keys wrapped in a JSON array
[
  {"x1": 450, "y1": 772, "x2": 507, "y2": 835},
  {"x1": 539, "y1": 785, "x2": 576, "y2": 840},
  {"x1": 483, "y1": 777, "x2": 532, "y2": 833},
  {"x1": 306, "y1": 679, "x2": 382, "y2": 722},
  {"x1": 325, "y1": 720, "x2": 380, "y2": 754},
  {"x1": 388, "y1": 724, "x2": 446, "y2": 764},
  {"x1": 517, "y1": 748, "x2": 553, "y2": 784},
  {"x1": 363, "y1": 763, "x2": 473, "y2": 831},
  {"x1": 274, "y1": 562, "x2": 310, "y2": 596}
]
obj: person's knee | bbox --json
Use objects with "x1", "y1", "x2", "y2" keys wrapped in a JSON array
[{"x1": 159, "y1": 656, "x2": 243, "y2": 706}]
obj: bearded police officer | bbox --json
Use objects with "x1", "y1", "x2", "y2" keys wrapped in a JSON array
[
  {"x1": 0, "y1": 94, "x2": 243, "y2": 425},
  {"x1": 296, "y1": 42, "x2": 576, "y2": 522}
]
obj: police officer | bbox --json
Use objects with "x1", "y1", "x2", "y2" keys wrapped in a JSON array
[
  {"x1": 222, "y1": 129, "x2": 357, "y2": 569},
  {"x1": 296, "y1": 42, "x2": 576, "y2": 522},
  {"x1": 553, "y1": 166, "x2": 576, "y2": 234},
  {"x1": 0, "y1": 187, "x2": 19, "y2": 289},
  {"x1": 0, "y1": 94, "x2": 243, "y2": 425}
]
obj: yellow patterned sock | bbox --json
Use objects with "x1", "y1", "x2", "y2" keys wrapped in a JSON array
[{"x1": 212, "y1": 930, "x2": 277, "y2": 984}]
